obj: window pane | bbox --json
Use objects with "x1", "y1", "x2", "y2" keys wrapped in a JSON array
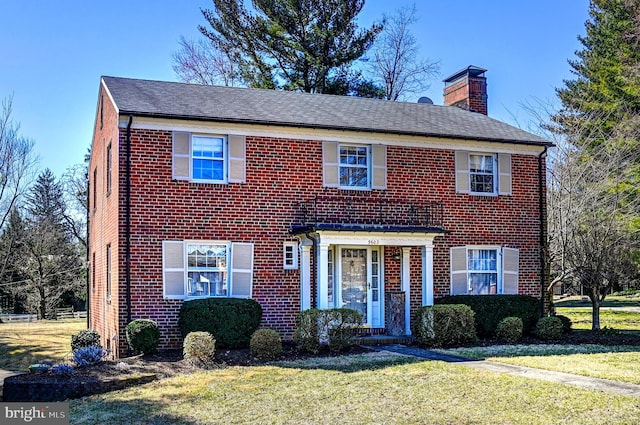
[
  {"x1": 187, "y1": 271, "x2": 227, "y2": 297},
  {"x1": 339, "y1": 145, "x2": 369, "y2": 188},
  {"x1": 469, "y1": 154, "x2": 495, "y2": 193},
  {"x1": 192, "y1": 136, "x2": 225, "y2": 181},
  {"x1": 340, "y1": 167, "x2": 368, "y2": 187},
  {"x1": 469, "y1": 272, "x2": 497, "y2": 295},
  {"x1": 468, "y1": 249, "x2": 497, "y2": 271},
  {"x1": 187, "y1": 243, "x2": 228, "y2": 297}
]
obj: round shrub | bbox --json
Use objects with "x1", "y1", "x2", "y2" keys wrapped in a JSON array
[
  {"x1": 412, "y1": 304, "x2": 476, "y2": 347},
  {"x1": 183, "y1": 331, "x2": 216, "y2": 368},
  {"x1": 52, "y1": 364, "x2": 75, "y2": 377},
  {"x1": 555, "y1": 314, "x2": 572, "y2": 334},
  {"x1": 495, "y1": 316, "x2": 523, "y2": 343},
  {"x1": 250, "y1": 329, "x2": 283, "y2": 359},
  {"x1": 71, "y1": 329, "x2": 101, "y2": 351},
  {"x1": 126, "y1": 319, "x2": 160, "y2": 355},
  {"x1": 535, "y1": 316, "x2": 564, "y2": 341}
]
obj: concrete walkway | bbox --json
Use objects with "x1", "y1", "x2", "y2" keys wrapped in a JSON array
[{"x1": 370, "y1": 344, "x2": 640, "y2": 398}]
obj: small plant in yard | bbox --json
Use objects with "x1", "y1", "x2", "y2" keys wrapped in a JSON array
[
  {"x1": 554, "y1": 314, "x2": 572, "y2": 334},
  {"x1": 495, "y1": 316, "x2": 523, "y2": 343},
  {"x1": 71, "y1": 329, "x2": 101, "y2": 351},
  {"x1": 535, "y1": 316, "x2": 564, "y2": 341},
  {"x1": 412, "y1": 304, "x2": 476, "y2": 347},
  {"x1": 250, "y1": 329, "x2": 283, "y2": 359},
  {"x1": 73, "y1": 346, "x2": 107, "y2": 367},
  {"x1": 52, "y1": 363, "x2": 75, "y2": 377},
  {"x1": 126, "y1": 319, "x2": 160, "y2": 355},
  {"x1": 183, "y1": 331, "x2": 216, "y2": 368}
]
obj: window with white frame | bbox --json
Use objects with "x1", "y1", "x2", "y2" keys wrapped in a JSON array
[
  {"x1": 172, "y1": 132, "x2": 246, "y2": 184},
  {"x1": 283, "y1": 241, "x2": 298, "y2": 270},
  {"x1": 187, "y1": 243, "x2": 228, "y2": 297},
  {"x1": 162, "y1": 240, "x2": 254, "y2": 300},
  {"x1": 450, "y1": 246, "x2": 519, "y2": 295},
  {"x1": 339, "y1": 144, "x2": 369, "y2": 188},
  {"x1": 469, "y1": 153, "x2": 497, "y2": 194}
]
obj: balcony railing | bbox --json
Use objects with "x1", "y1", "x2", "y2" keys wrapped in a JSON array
[{"x1": 291, "y1": 196, "x2": 444, "y2": 232}]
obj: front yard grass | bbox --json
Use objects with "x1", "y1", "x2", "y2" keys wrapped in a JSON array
[
  {"x1": 439, "y1": 344, "x2": 640, "y2": 385},
  {"x1": 69, "y1": 352, "x2": 640, "y2": 425},
  {"x1": 0, "y1": 319, "x2": 86, "y2": 370},
  {"x1": 556, "y1": 307, "x2": 640, "y2": 330}
]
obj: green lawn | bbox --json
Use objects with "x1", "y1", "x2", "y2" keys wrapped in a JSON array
[
  {"x1": 69, "y1": 353, "x2": 640, "y2": 425},
  {"x1": 555, "y1": 307, "x2": 640, "y2": 331},
  {"x1": 440, "y1": 344, "x2": 640, "y2": 385},
  {"x1": 554, "y1": 295, "x2": 640, "y2": 309},
  {"x1": 0, "y1": 319, "x2": 86, "y2": 370}
]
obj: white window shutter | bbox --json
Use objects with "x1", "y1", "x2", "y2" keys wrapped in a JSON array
[
  {"x1": 502, "y1": 247, "x2": 519, "y2": 294},
  {"x1": 371, "y1": 144, "x2": 387, "y2": 189},
  {"x1": 455, "y1": 151, "x2": 470, "y2": 193},
  {"x1": 228, "y1": 135, "x2": 246, "y2": 183},
  {"x1": 230, "y1": 242, "x2": 254, "y2": 298},
  {"x1": 162, "y1": 241, "x2": 186, "y2": 299},
  {"x1": 450, "y1": 247, "x2": 468, "y2": 295},
  {"x1": 322, "y1": 141, "x2": 339, "y2": 187},
  {"x1": 173, "y1": 132, "x2": 190, "y2": 180},
  {"x1": 498, "y1": 153, "x2": 512, "y2": 195}
]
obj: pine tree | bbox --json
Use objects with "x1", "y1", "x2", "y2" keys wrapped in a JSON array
[{"x1": 199, "y1": 0, "x2": 383, "y2": 93}]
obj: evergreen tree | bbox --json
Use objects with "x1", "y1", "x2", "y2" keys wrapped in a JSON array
[
  {"x1": 554, "y1": 0, "x2": 640, "y2": 140},
  {"x1": 199, "y1": 0, "x2": 383, "y2": 93},
  {"x1": 17, "y1": 169, "x2": 83, "y2": 318}
]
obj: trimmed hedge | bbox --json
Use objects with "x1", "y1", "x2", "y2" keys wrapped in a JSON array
[
  {"x1": 495, "y1": 316, "x2": 523, "y2": 343},
  {"x1": 126, "y1": 319, "x2": 160, "y2": 355},
  {"x1": 250, "y1": 329, "x2": 283, "y2": 359},
  {"x1": 294, "y1": 308, "x2": 363, "y2": 353},
  {"x1": 178, "y1": 298, "x2": 262, "y2": 349},
  {"x1": 411, "y1": 304, "x2": 477, "y2": 347},
  {"x1": 535, "y1": 316, "x2": 564, "y2": 341},
  {"x1": 436, "y1": 295, "x2": 541, "y2": 337},
  {"x1": 71, "y1": 329, "x2": 101, "y2": 351},
  {"x1": 183, "y1": 331, "x2": 216, "y2": 367}
]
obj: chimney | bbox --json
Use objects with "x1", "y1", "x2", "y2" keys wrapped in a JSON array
[{"x1": 443, "y1": 65, "x2": 488, "y2": 115}]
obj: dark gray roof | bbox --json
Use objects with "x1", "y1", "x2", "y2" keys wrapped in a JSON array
[{"x1": 102, "y1": 76, "x2": 551, "y2": 146}]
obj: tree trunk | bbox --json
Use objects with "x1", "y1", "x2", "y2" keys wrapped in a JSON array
[
  {"x1": 39, "y1": 285, "x2": 46, "y2": 320},
  {"x1": 591, "y1": 296, "x2": 601, "y2": 331}
]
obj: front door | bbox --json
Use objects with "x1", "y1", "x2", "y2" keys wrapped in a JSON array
[{"x1": 338, "y1": 247, "x2": 382, "y2": 327}]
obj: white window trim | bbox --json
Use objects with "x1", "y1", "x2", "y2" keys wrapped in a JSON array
[
  {"x1": 451, "y1": 245, "x2": 516, "y2": 295},
  {"x1": 190, "y1": 134, "x2": 229, "y2": 184},
  {"x1": 338, "y1": 143, "x2": 371, "y2": 190},
  {"x1": 185, "y1": 241, "x2": 230, "y2": 298},
  {"x1": 469, "y1": 152, "x2": 498, "y2": 196},
  {"x1": 283, "y1": 241, "x2": 299, "y2": 270}
]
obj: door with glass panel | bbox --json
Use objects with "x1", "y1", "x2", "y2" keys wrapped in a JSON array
[{"x1": 338, "y1": 247, "x2": 382, "y2": 327}]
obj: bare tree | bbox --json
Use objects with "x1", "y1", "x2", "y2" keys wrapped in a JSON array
[
  {"x1": 172, "y1": 36, "x2": 240, "y2": 86},
  {"x1": 0, "y1": 95, "x2": 37, "y2": 232},
  {"x1": 60, "y1": 162, "x2": 89, "y2": 250},
  {"x1": 368, "y1": 4, "x2": 439, "y2": 101},
  {"x1": 546, "y1": 109, "x2": 640, "y2": 329}
]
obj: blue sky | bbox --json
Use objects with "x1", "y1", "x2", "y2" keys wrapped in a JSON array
[{"x1": 1, "y1": 0, "x2": 589, "y2": 178}]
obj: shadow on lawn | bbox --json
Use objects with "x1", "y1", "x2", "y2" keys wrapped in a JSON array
[
  {"x1": 271, "y1": 352, "x2": 423, "y2": 373},
  {"x1": 0, "y1": 339, "x2": 69, "y2": 371},
  {"x1": 70, "y1": 398, "x2": 199, "y2": 425}
]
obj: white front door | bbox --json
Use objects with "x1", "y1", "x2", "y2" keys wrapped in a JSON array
[{"x1": 337, "y1": 246, "x2": 382, "y2": 327}]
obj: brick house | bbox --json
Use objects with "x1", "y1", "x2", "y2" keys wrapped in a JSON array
[{"x1": 88, "y1": 66, "x2": 551, "y2": 357}]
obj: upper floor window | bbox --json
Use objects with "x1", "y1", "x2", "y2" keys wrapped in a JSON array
[
  {"x1": 172, "y1": 132, "x2": 246, "y2": 184},
  {"x1": 455, "y1": 151, "x2": 511, "y2": 196},
  {"x1": 339, "y1": 144, "x2": 369, "y2": 188},
  {"x1": 323, "y1": 141, "x2": 386, "y2": 190},
  {"x1": 106, "y1": 143, "x2": 112, "y2": 194},
  {"x1": 469, "y1": 154, "x2": 496, "y2": 194}
]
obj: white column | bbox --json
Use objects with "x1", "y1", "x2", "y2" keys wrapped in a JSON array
[
  {"x1": 401, "y1": 247, "x2": 412, "y2": 335},
  {"x1": 422, "y1": 242, "x2": 434, "y2": 306},
  {"x1": 318, "y1": 242, "x2": 330, "y2": 309},
  {"x1": 300, "y1": 244, "x2": 312, "y2": 310}
]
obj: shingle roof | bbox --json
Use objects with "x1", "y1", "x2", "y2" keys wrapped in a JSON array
[{"x1": 102, "y1": 76, "x2": 551, "y2": 146}]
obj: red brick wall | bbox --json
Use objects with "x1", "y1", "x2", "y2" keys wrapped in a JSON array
[
  {"x1": 91, "y1": 121, "x2": 545, "y2": 355},
  {"x1": 88, "y1": 83, "x2": 122, "y2": 357}
]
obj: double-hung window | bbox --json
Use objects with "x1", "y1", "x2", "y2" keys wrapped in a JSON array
[
  {"x1": 469, "y1": 154, "x2": 496, "y2": 194},
  {"x1": 339, "y1": 144, "x2": 369, "y2": 188},
  {"x1": 172, "y1": 132, "x2": 246, "y2": 183},
  {"x1": 455, "y1": 151, "x2": 512, "y2": 196},
  {"x1": 192, "y1": 136, "x2": 225, "y2": 181},
  {"x1": 163, "y1": 240, "x2": 254, "y2": 299},
  {"x1": 450, "y1": 246, "x2": 519, "y2": 295},
  {"x1": 186, "y1": 243, "x2": 228, "y2": 297},
  {"x1": 322, "y1": 141, "x2": 387, "y2": 190}
]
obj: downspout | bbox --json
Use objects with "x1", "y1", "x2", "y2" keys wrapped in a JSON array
[
  {"x1": 538, "y1": 146, "x2": 549, "y2": 317},
  {"x1": 86, "y1": 169, "x2": 90, "y2": 329},
  {"x1": 125, "y1": 115, "x2": 133, "y2": 355}
]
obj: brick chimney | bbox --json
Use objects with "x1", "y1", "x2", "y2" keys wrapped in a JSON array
[{"x1": 443, "y1": 65, "x2": 488, "y2": 115}]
